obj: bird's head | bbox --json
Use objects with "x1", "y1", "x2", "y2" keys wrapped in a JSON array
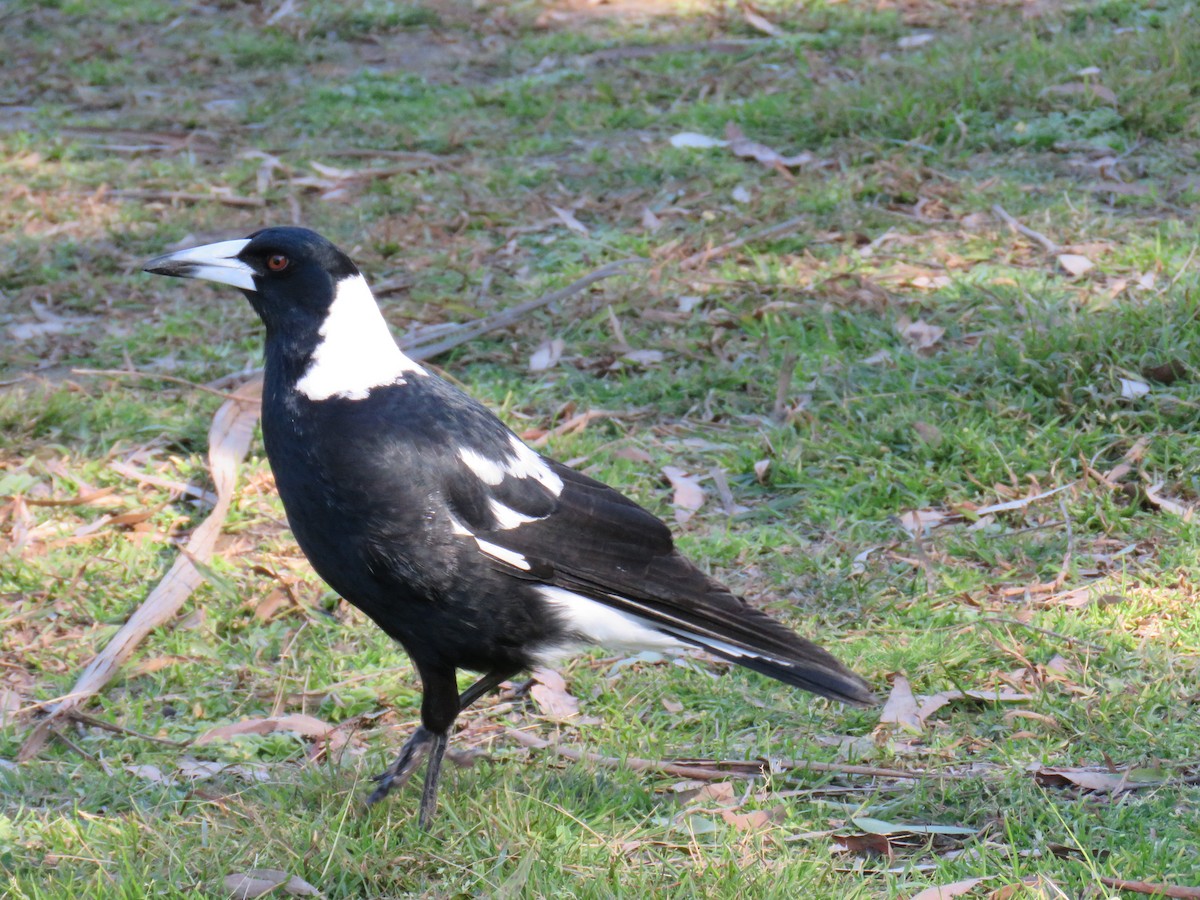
[
  {"x1": 143, "y1": 226, "x2": 360, "y2": 335},
  {"x1": 144, "y1": 227, "x2": 421, "y2": 399}
]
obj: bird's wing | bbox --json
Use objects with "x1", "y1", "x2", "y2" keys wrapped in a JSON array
[{"x1": 445, "y1": 448, "x2": 873, "y2": 706}]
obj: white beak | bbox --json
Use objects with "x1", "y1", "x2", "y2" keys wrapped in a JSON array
[{"x1": 143, "y1": 239, "x2": 256, "y2": 291}]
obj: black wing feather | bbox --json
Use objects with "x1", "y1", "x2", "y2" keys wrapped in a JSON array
[{"x1": 448, "y1": 453, "x2": 874, "y2": 706}]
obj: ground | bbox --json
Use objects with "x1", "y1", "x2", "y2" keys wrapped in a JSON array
[{"x1": 2, "y1": 0, "x2": 1200, "y2": 897}]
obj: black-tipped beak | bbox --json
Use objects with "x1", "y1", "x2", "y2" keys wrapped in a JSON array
[{"x1": 143, "y1": 238, "x2": 256, "y2": 291}]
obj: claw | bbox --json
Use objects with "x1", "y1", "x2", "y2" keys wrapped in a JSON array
[{"x1": 366, "y1": 726, "x2": 432, "y2": 805}]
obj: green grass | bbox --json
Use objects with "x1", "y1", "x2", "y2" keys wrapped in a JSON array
[{"x1": 3, "y1": 0, "x2": 1200, "y2": 896}]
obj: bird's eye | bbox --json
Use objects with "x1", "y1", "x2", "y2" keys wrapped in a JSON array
[{"x1": 267, "y1": 254, "x2": 290, "y2": 272}]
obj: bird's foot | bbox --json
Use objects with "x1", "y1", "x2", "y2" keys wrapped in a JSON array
[{"x1": 366, "y1": 726, "x2": 432, "y2": 805}]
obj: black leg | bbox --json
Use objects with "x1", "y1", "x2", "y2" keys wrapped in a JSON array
[
  {"x1": 367, "y1": 667, "x2": 519, "y2": 820},
  {"x1": 417, "y1": 729, "x2": 448, "y2": 828}
]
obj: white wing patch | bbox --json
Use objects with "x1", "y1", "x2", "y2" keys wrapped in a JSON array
[
  {"x1": 474, "y1": 538, "x2": 530, "y2": 571},
  {"x1": 508, "y1": 436, "x2": 564, "y2": 496},
  {"x1": 296, "y1": 274, "x2": 427, "y2": 401},
  {"x1": 533, "y1": 586, "x2": 686, "y2": 665},
  {"x1": 534, "y1": 586, "x2": 797, "y2": 669},
  {"x1": 488, "y1": 499, "x2": 538, "y2": 530},
  {"x1": 456, "y1": 441, "x2": 564, "y2": 500}
]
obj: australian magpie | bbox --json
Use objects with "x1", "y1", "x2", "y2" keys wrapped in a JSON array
[{"x1": 143, "y1": 227, "x2": 874, "y2": 827}]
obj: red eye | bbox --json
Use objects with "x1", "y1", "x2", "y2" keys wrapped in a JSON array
[{"x1": 267, "y1": 254, "x2": 289, "y2": 272}]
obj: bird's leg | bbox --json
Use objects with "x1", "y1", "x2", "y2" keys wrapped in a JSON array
[
  {"x1": 417, "y1": 728, "x2": 448, "y2": 829},
  {"x1": 367, "y1": 667, "x2": 518, "y2": 813}
]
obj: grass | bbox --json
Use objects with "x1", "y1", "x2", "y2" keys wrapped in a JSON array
[{"x1": 3, "y1": 0, "x2": 1200, "y2": 896}]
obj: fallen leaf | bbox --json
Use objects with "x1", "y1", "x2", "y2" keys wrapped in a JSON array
[
  {"x1": 550, "y1": 205, "x2": 589, "y2": 236},
  {"x1": 879, "y1": 674, "x2": 922, "y2": 733},
  {"x1": 1041, "y1": 81, "x2": 1118, "y2": 104},
  {"x1": 662, "y1": 466, "x2": 705, "y2": 523},
  {"x1": 529, "y1": 338, "x2": 565, "y2": 372},
  {"x1": 753, "y1": 459, "x2": 771, "y2": 484},
  {"x1": 897, "y1": 33, "x2": 936, "y2": 49},
  {"x1": 741, "y1": 5, "x2": 781, "y2": 36},
  {"x1": 529, "y1": 667, "x2": 579, "y2": 720},
  {"x1": 1058, "y1": 253, "x2": 1094, "y2": 277},
  {"x1": 898, "y1": 508, "x2": 952, "y2": 536},
  {"x1": 831, "y1": 832, "x2": 892, "y2": 857},
  {"x1": 851, "y1": 817, "x2": 976, "y2": 837},
  {"x1": 916, "y1": 688, "x2": 1031, "y2": 725},
  {"x1": 1033, "y1": 765, "x2": 1170, "y2": 794},
  {"x1": 621, "y1": 349, "x2": 665, "y2": 366},
  {"x1": 641, "y1": 207, "x2": 663, "y2": 231},
  {"x1": 1119, "y1": 377, "x2": 1150, "y2": 399},
  {"x1": 896, "y1": 316, "x2": 945, "y2": 353},
  {"x1": 124, "y1": 764, "x2": 175, "y2": 786},
  {"x1": 1145, "y1": 482, "x2": 1192, "y2": 519},
  {"x1": 725, "y1": 123, "x2": 814, "y2": 170},
  {"x1": 225, "y1": 869, "x2": 322, "y2": 899},
  {"x1": 1142, "y1": 359, "x2": 1187, "y2": 384},
  {"x1": 669, "y1": 132, "x2": 728, "y2": 149},
  {"x1": 908, "y1": 878, "x2": 987, "y2": 900},
  {"x1": 195, "y1": 714, "x2": 334, "y2": 746},
  {"x1": 721, "y1": 806, "x2": 786, "y2": 831}
]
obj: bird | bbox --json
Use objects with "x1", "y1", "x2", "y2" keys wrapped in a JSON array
[{"x1": 143, "y1": 226, "x2": 874, "y2": 828}]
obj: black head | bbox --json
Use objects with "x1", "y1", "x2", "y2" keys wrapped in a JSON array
[{"x1": 143, "y1": 227, "x2": 360, "y2": 336}]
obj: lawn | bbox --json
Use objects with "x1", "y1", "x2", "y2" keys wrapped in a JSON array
[{"x1": 2, "y1": 0, "x2": 1199, "y2": 897}]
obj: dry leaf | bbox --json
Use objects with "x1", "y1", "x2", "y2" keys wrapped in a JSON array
[
  {"x1": 529, "y1": 667, "x2": 579, "y2": 720},
  {"x1": 662, "y1": 466, "x2": 705, "y2": 522},
  {"x1": 898, "y1": 508, "x2": 952, "y2": 536},
  {"x1": 550, "y1": 205, "x2": 589, "y2": 236},
  {"x1": 741, "y1": 6, "x2": 781, "y2": 36},
  {"x1": 879, "y1": 674, "x2": 922, "y2": 733},
  {"x1": 225, "y1": 869, "x2": 322, "y2": 899},
  {"x1": 916, "y1": 689, "x2": 1031, "y2": 725},
  {"x1": 1057, "y1": 254, "x2": 1094, "y2": 277},
  {"x1": 1145, "y1": 482, "x2": 1192, "y2": 519},
  {"x1": 529, "y1": 338, "x2": 564, "y2": 372},
  {"x1": 721, "y1": 806, "x2": 786, "y2": 831},
  {"x1": 908, "y1": 878, "x2": 987, "y2": 900},
  {"x1": 641, "y1": 207, "x2": 663, "y2": 231},
  {"x1": 753, "y1": 459, "x2": 771, "y2": 484},
  {"x1": 195, "y1": 713, "x2": 334, "y2": 746},
  {"x1": 896, "y1": 316, "x2": 945, "y2": 353},
  {"x1": 897, "y1": 33, "x2": 936, "y2": 49},
  {"x1": 18, "y1": 376, "x2": 263, "y2": 762},
  {"x1": 669, "y1": 132, "x2": 727, "y2": 149},
  {"x1": 725, "y1": 123, "x2": 815, "y2": 170},
  {"x1": 1032, "y1": 765, "x2": 1170, "y2": 794},
  {"x1": 1119, "y1": 377, "x2": 1150, "y2": 399}
]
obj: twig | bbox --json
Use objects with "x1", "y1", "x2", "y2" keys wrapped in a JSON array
[
  {"x1": 678, "y1": 216, "x2": 807, "y2": 270},
  {"x1": 583, "y1": 39, "x2": 770, "y2": 65},
  {"x1": 504, "y1": 728, "x2": 964, "y2": 782},
  {"x1": 1098, "y1": 877, "x2": 1200, "y2": 899},
  {"x1": 978, "y1": 616, "x2": 1105, "y2": 653},
  {"x1": 309, "y1": 148, "x2": 459, "y2": 166},
  {"x1": 108, "y1": 189, "x2": 265, "y2": 208},
  {"x1": 66, "y1": 710, "x2": 190, "y2": 748},
  {"x1": 71, "y1": 368, "x2": 244, "y2": 401},
  {"x1": 404, "y1": 258, "x2": 644, "y2": 359},
  {"x1": 772, "y1": 350, "x2": 798, "y2": 421},
  {"x1": 991, "y1": 204, "x2": 1059, "y2": 254}
]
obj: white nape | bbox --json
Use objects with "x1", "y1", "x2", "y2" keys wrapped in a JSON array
[
  {"x1": 296, "y1": 274, "x2": 427, "y2": 401},
  {"x1": 533, "y1": 585, "x2": 687, "y2": 664}
]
